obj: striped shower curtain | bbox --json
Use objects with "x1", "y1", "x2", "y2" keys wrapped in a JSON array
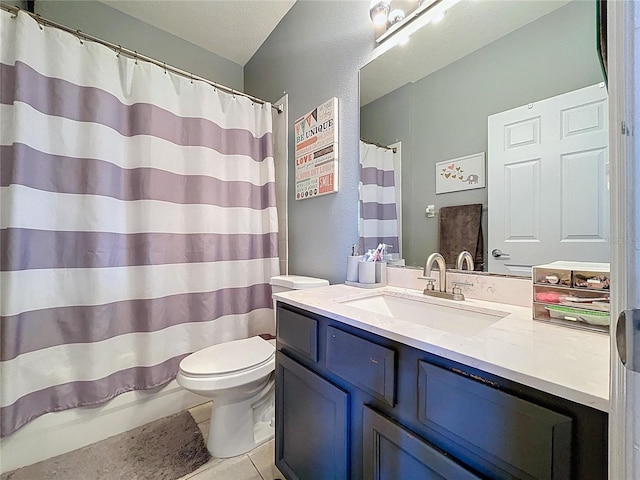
[
  {"x1": 0, "y1": 11, "x2": 279, "y2": 437},
  {"x1": 358, "y1": 141, "x2": 399, "y2": 253}
]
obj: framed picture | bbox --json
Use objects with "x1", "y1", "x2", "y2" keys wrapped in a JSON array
[
  {"x1": 435, "y1": 152, "x2": 486, "y2": 194},
  {"x1": 294, "y1": 97, "x2": 339, "y2": 200}
]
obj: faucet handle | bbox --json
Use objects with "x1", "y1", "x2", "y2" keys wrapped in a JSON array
[
  {"x1": 451, "y1": 281, "x2": 473, "y2": 295},
  {"x1": 422, "y1": 277, "x2": 436, "y2": 291}
]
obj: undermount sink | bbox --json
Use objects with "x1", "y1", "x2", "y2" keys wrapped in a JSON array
[{"x1": 339, "y1": 293, "x2": 509, "y2": 336}]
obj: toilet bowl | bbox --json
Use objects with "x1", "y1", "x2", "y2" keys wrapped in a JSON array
[
  {"x1": 177, "y1": 275, "x2": 329, "y2": 458},
  {"x1": 177, "y1": 336, "x2": 276, "y2": 458}
]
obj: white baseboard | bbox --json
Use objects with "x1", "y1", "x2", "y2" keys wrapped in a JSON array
[{"x1": 0, "y1": 381, "x2": 207, "y2": 473}]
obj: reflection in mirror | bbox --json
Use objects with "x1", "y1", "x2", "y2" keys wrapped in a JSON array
[
  {"x1": 359, "y1": 0, "x2": 608, "y2": 276},
  {"x1": 358, "y1": 140, "x2": 403, "y2": 261}
]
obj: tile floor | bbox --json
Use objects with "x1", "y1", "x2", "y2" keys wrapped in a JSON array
[{"x1": 179, "y1": 402, "x2": 284, "y2": 480}]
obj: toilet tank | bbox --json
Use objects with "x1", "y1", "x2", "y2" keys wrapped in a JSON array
[
  {"x1": 269, "y1": 275, "x2": 329, "y2": 295},
  {"x1": 269, "y1": 275, "x2": 329, "y2": 335}
]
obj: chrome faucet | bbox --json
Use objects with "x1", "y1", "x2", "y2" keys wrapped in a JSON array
[
  {"x1": 456, "y1": 251, "x2": 475, "y2": 271},
  {"x1": 422, "y1": 252, "x2": 465, "y2": 301},
  {"x1": 424, "y1": 252, "x2": 447, "y2": 293}
]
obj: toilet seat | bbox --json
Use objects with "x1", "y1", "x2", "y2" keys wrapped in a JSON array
[
  {"x1": 177, "y1": 336, "x2": 275, "y2": 392},
  {"x1": 180, "y1": 336, "x2": 275, "y2": 376}
]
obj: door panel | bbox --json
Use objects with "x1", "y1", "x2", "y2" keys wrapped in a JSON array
[
  {"x1": 504, "y1": 158, "x2": 541, "y2": 241},
  {"x1": 560, "y1": 148, "x2": 608, "y2": 241},
  {"x1": 560, "y1": 99, "x2": 606, "y2": 138},
  {"x1": 504, "y1": 116, "x2": 541, "y2": 149}
]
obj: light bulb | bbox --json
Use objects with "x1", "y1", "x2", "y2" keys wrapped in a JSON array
[
  {"x1": 372, "y1": 11, "x2": 387, "y2": 25},
  {"x1": 369, "y1": 0, "x2": 391, "y2": 26},
  {"x1": 388, "y1": 8, "x2": 405, "y2": 25}
]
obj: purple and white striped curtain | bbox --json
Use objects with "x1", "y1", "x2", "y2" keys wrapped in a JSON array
[
  {"x1": 358, "y1": 141, "x2": 399, "y2": 253},
  {"x1": 0, "y1": 11, "x2": 279, "y2": 437}
]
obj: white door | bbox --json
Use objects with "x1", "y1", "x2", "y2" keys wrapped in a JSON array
[{"x1": 488, "y1": 83, "x2": 609, "y2": 275}]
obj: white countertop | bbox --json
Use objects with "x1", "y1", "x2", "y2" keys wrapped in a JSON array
[{"x1": 273, "y1": 284, "x2": 610, "y2": 412}]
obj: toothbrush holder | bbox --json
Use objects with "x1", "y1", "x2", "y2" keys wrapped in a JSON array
[
  {"x1": 375, "y1": 262, "x2": 387, "y2": 285},
  {"x1": 358, "y1": 261, "x2": 376, "y2": 284},
  {"x1": 346, "y1": 255, "x2": 363, "y2": 282}
]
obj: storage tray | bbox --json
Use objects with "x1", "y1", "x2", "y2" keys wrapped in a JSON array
[{"x1": 544, "y1": 305, "x2": 610, "y2": 326}]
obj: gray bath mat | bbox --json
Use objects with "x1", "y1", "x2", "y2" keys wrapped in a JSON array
[{"x1": 1, "y1": 411, "x2": 211, "y2": 480}]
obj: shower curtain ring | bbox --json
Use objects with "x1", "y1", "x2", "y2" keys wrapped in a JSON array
[
  {"x1": 76, "y1": 30, "x2": 84, "y2": 45},
  {"x1": 134, "y1": 51, "x2": 138, "y2": 65},
  {"x1": 190, "y1": 73, "x2": 194, "y2": 84},
  {"x1": 116, "y1": 45, "x2": 122, "y2": 58},
  {"x1": 163, "y1": 62, "x2": 167, "y2": 74},
  {"x1": 35, "y1": 14, "x2": 44, "y2": 29}
]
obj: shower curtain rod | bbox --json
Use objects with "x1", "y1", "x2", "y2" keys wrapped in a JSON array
[
  {"x1": 360, "y1": 138, "x2": 397, "y2": 153},
  {"x1": 0, "y1": 2, "x2": 283, "y2": 113}
]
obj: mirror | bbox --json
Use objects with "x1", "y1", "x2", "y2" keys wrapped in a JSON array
[{"x1": 359, "y1": 0, "x2": 608, "y2": 276}]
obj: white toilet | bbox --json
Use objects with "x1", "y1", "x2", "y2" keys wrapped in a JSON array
[{"x1": 176, "y1": 274, "x2": 329, "y2": 458}]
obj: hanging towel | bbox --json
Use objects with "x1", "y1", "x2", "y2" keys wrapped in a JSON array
[{"x1": 438, "y1": 204, "x2": 484, "y2": 270}]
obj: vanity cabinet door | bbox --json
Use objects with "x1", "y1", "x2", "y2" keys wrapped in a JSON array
[
  {"x1": 363, "y1": 406, "x2": 481, "y2": 480},
  {"x1": 418, "y1": 361, "x2": 572, "y2": 480},
  {"x1": 275, "y1": 352, "x2": 349, "y2": 480},
  {"x1": 326, "y1": 326, "x2": 396, "y2": 406}
]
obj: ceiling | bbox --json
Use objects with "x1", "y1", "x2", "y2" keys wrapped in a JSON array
[{"x1": 99, "y1": 0, "x2": 297, "y2": 66}]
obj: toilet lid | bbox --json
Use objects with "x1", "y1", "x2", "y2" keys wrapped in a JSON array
[{"x1": 179, "y1": 336, "x2": 275, "y2": 376}]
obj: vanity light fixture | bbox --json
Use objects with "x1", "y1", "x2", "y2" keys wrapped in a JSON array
[
  {"x1": 369, "y1": 0, "x2": 391, "y2": 26},
  {"x1": 375, "y1": 0, "x2": 461, "y2": 45}
]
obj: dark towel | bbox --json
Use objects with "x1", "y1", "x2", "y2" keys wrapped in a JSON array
[{"x1": 439, "y1": 204, "x2": 483, "y2": 270}]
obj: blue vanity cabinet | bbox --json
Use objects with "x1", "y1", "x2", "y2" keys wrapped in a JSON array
[{"x1": 275, "y1": 303, "x2": 608, "y2": 480}]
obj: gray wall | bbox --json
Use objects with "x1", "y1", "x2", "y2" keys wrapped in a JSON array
[
  {"x1": 34, "y1": 1, "x2": 243, "y2": 90},
  {"x1": 245, "y1": 1, "x2": 375, "y2": 284},
  {"x1": 4, "y1": 1, "x2": 27, "y2": 8},
  {"x1": 361, "y1": 1, "x2": 604, "y2": 268}
]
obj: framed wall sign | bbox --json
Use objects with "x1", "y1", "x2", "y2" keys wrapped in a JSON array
[
  {"x1": 435, "y1": 152, "x2": 486, "y2": 194},
  {"x1": 294, "y1": 97, "x2": 339, "y2": 200}
]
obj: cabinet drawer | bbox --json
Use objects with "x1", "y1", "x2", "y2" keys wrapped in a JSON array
[
  {"x1": 326, "y1": 326, "x2": 395, "y2": 406},
  {"x1": 276, "y1": 305, "x2": 318, "y2": 362},
  {"x1": 363, "y1": 406, "x2": 481, "y2": 480},
  {"x1": 418, "y1": 361, "x2": 572, "y2": 480}
]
